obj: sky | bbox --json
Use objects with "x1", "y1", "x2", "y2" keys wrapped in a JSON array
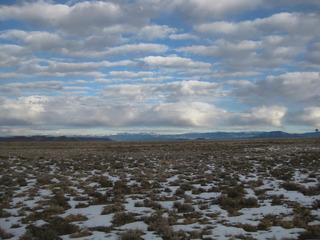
[{"x1": 0, "y1": 0, "x2": 320, "y2": 136}]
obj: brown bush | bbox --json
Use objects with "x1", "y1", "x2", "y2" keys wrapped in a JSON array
[
  {"x1": 173, "y1": 201, "x2": 195, "y2": 213},
  {"x1": 21, "y1": 217, "x2": 79, "y2": 240},
  {"x1": 146, "y1": 214, "x2": 181, "y2": 240},
  {"x1": 101, "y1": 204, "x2": 125, "y2": 215},
  {"x1": 119, "y1": 229, "x2": 144, "y2": 240},
  {"x1": 64, "y1": 214, "x2": 88, "y2": 222},
  {"x1": 69, "y1": 228, "x2": 92, "y2": 238},
  {"x1": 0, "y1": 227, "x2": 14, "y2": 239},
  {"x1": 112, "y1": 211, "x2": 136, "y2": 226}
]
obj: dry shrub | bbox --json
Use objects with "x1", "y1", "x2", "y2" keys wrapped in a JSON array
[
  {"x1": 173, "y1": 201, "x2": 195, "y2": 213},
  {"x1": 0, "y1": 208, "x2": 12, "y2": 218},
  {"x1": 247, "y1": 179, "x2": 264, "y2": 188},
  {"x1": 191, "y1": 187, "x2": 206, "y2": 195},
  {"x1": 234, "y1": 234, "x2": 255, "y2": 240},
  {"x1": 0, "y1": 175, "x2": 14, "y2": 186},
  {"x1": 75, "y1": 202, "x2": 89, "y2": 208},
  {"x1": 281, "y1": 181, "x2": 302, "y2": 191},
  {"x1": 0, "y1": 227, "x2": 14, "y2": 239},
  {"x1": 254, "y1": 188, "x2": 267, "y2": 196},
  {"x1": 88, "y1": 176, "x2": 113, "y2": 188},
  {"x1": 146, "y1": 214, "x2": 182, "y2": 240},
  {"x1": 101, "y1": 204, "x2": 125, "y2": 215},
  {"x1": 174, "y1": 188, "x2": 185, "y2": 196},
  {"x1": 119, "y1": 229, "x2": 144, "y2": 240},
  {"x1": 217, "y1": 195, "x2": 258, "y2": 216},
  {"x1": 189, "y1": 230, "x2": 203, "y2": 239},
  {"x1": 16, "y1": 176, "x2": 28, "y2": 186},
  {"x1": 51, "y1": 191, "x2": 70, "y2": 209},
  {"x1": 134, "y1": 199, "x2": 162, "y2": 210},
  {"x1": 270, "y1": 194, "x2": 284, "y2": 205},
  {"x1": 64, "y1": 214, "x2": 88, "y2": 222},
  {"x1": 257, "y1": 216, "x2": 275, "y2": 231},
  {"x1": 298, "y1": 225, "x2": 320, "y2": 239},
  {"x1": 183, "y1": 211, "x2": 202, "y2": 219},
  {"x1": 36, "y1": 175, "x2": 53, "y2": 185},
  {"x1": 69, "y1": 228, "x2": 92, "y2": 238},
  {"x1": 21, "y1": 217, "x2": 79, "y2": 240},
  {"x1": 217, "y1": 195, "x2": 239, "y2": 210},
  {"x1": 312, "y1": 199, "x2": 320, "y2": 209},
  {"x1": 278, "y1": 220, "x2": 295, "y2": 229},
  {"x1": 21, "y1": 205, "x2": 65, "y2": 224},
  {"x1": 271, "y1": 168, "x2": 293, "y2": 180},
  {"x1": 11, "y1": 223, "x2": 21, "y2": 228},
  {"x1": 112, "y1": 211, "x2": 136, "y2": 226},
  {"x1": 300, "y1": 184, "x2": 320, "y2": 196},
  {"x1": 179, "y1": 182, "x2": 194, "y2": 191},
  {"x1": 114, "y1": 180, "x2": 131, "y2": 195},
  {"x1": 234, "y1": 223, "x2": 258, "y2": 232},
  {"x1": 89, "y1": 226, "x2": 112, "y2": 233},
  {"x1": 225, "y1": 185, "x2": 246, "y2": 199},
  {"x1": 239, "y1": 197, "x2": 259, "y2": 208}
]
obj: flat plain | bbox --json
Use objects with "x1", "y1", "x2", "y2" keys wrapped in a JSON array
[{"x1": 0, "y1": 138, "x2": 319, "y2": 240}]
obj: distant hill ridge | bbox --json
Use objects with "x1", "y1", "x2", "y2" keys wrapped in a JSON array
[
  {"x1": 105, "y1": 130, "x2": 320, "y2": 141},
  {"x1": 0, "y1": 131, "x2": 319, "y2": 142},
  {"x1": 0, "y1": 135, "x2": 112, "y2": 142},
  {"x1": 254, "y1": 131, "x2": 320, "y2": 139}
]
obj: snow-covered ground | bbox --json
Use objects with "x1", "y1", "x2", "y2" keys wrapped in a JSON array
[{"x1": 0, "y1": 139, "x2": 319, "y2": 239}]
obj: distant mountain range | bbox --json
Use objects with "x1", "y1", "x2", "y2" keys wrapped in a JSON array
[
  {"x1": 105, "y1": 131, "x2": 320, "y2": 141},
  {"x1": 1, "y1": 131, "x2": 319, "y2": 142},
  {"x1": 0, "y1": 135, "x2": 112, "y2": 142}
]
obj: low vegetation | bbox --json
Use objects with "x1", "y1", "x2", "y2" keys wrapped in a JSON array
[{"x1": 0, "y1": 138, "x2": 319, "y2": 239}]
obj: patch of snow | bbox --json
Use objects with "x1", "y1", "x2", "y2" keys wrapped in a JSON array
[
  {"x1": 239, "y1": 201, "x2": 292, "y2": 217},
  {"x1": 158, "y1": 201, "x2": 175, "y2": 210},
  {"x1": 308, "y1": 220, "x2": 320, "y2": 226},
  {"x1": 268, "y1": 188, "x2": 320, "y2": 207},
  {"x1": 142, "y1": 231, "x2": 163, "y2": 240},
  {"x1": 60, "y1": 205, "x2": 114, "y2": 228},
  {"x1": 251, "y1": 226, "x2": 305, "y2": 240},
  {"x1": 210, "y1": 224, "x2": 246, "y2": 239},
  {"x1": 103, "y1": 173, "x2": 120, "y2": 182},
  {"x1": 172, "y1": 222, "x2": 204, "y2": 232},
  {"x1": 117, "y1": 221, "x2": 148, "y2": 231},
  {"x1": 0, "y1": 216, "x2": 26, "y2": 239}
]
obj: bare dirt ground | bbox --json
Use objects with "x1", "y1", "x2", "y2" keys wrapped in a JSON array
[{"x1": 1, "y1": 138, "x2": 319, "y2": 240}]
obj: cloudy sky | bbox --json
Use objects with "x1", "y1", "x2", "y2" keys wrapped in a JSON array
[{"x1": 0, "y1": 0, "x2": 320, "y2": 136}]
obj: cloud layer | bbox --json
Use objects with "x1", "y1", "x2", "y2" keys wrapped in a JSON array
[{"x1": 0, "y1": 0, "x2": 319, "y2": 135}]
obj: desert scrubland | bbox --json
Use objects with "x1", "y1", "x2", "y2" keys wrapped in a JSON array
[{"x1": 0, "y1": 138, "x2": 319, "y2": 240}]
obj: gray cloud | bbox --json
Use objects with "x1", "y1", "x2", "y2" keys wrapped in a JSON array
[
  {"x1": 109, "y1": 71, "x2": 154, "y2": 78},
  {"x1": 0, "y1": 30, "x2": 168, "y2": 59},
  {"x1": 138, "y1": 0, "x2": 262, "y2": 20},
  {"x1": 177, "y1": 0, "x2": 262, "y2": 20},
  {"x1": 136, "y1": 25, "x2": 177, "y2": 40},
  {"x1": 234, "y1": 72, "x2": 320, "y2": 105},
  {"x1": 0, "y1": 44, "x2": 31, "y2": 68},
  {"x1": 102, "y1": 80, "x2": 222, "y2": 103},
  {"x1": 12, "y1": 59, "x2": 136, "y2": 79},
  {"x1": 0, "y1": 80, "x2": 316, "y2": 131},
  {"x1": 0, "y1": 81, "x2": 63, "y2": 96},
  {"x1": 140, "y1": 55, "x2": 211, "y2": 69},
  {"x1": 227, "y1": 106, "x2": 287, "y2": 128},
  {"x1": 180, "y1": 19, "x2": 315, "y2": 72},
  {"x1": 0, "y1": 1, "x2": 148, "y2": 36},
  {"x1": 286, "y1": 107, "x2": 320, "y2": 128},
  {"x1": 0, "y1": 95, "x2": 225, "y2": 129},
  {"x1": 0, "y1": 95, "x2": 298, "y2": 131},
  {"x1": 194, "y1": 12, "x2": 320, "y2": 38}
]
